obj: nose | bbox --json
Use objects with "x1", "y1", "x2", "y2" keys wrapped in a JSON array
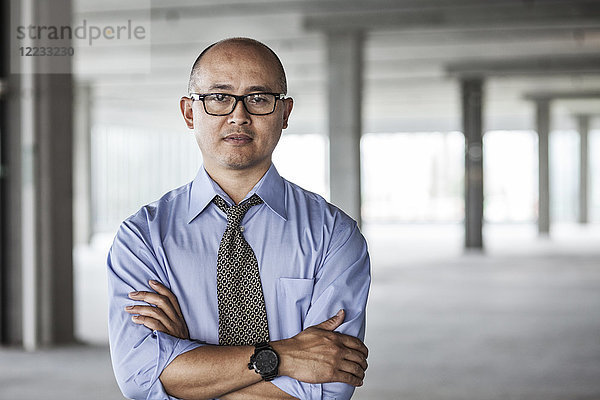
[{"x1": 227, "y1": 99, "x2": 251, "y2": 125}]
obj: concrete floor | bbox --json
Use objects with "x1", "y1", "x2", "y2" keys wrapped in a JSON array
[{"x1": 1, "y1": 223, "x2": 600, "y2": 400}]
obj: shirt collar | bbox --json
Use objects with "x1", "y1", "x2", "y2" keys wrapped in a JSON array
[{"x1": 187, "y1": 163, "x2": 287, "y2": 224}]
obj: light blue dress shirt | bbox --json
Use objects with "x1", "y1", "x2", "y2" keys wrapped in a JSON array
[{"x1": 107, "y1": 164, "x2": 371, "y2": 400}]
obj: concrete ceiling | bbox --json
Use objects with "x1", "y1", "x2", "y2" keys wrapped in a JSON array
[{"x1": 72, "y1": 0, "x2": 600, "y2": 134}]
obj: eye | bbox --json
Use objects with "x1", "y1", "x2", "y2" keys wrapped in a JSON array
[
  {"x1": 213, "y1": 94, "x2": 229, "y2": 102},
  {"x1": 247, "y1": 94, "x2": 269, "y2": 104}
]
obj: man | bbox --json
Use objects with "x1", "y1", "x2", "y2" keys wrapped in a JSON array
[{"x1": 107, "y1": 37, "x2": 371, "y2": 400}]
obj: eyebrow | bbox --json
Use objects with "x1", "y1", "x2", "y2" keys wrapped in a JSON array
[
  {"x1": 205, "y1": 84, "x2": 273, "y2": 93},
  {"x1": 207, "y1": 83, "x2": 234, "y2": 91},
  {"x1": 245, "y1": 85, "x2": 273, "y2": 93}
]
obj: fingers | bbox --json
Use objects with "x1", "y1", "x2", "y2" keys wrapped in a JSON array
[
  {"x1": 130, "y1": 314, "x2": 169, "y2": 333},
  {"x1": 128, "y1": 289, "x2": 180, "y2": 324},
  {"x1": 148, "y1": 280, "x2": 185, "y2": 319},
  {"x1": 339, "y1": 359, "x2": 366, "y2": 381},
  {"x1": 332, "y1": 370, "x2": 364, "y2": 387},
  {"x1": 314, "y1": 309, "x2": 345, "y2": 331},
  {"x1": 339, "y1": 333, "x2": 369, "y2": 358},
  {"x1": 343, "y1": 347, "x2": 369, "y2": 371},
  {"x1": 125, "y1": 304, "x2": 171, "y2": 329},
  {"x1": 333, "y1": 337, "x2": 368, "y2": 380},
  {"x1": 126, "y1": 283, "x2": 190, "y2": 339}
]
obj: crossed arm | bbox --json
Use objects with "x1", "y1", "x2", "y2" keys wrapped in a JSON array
[{"x1": 125, "y1": 280, "x2": 369, "y2": 400}]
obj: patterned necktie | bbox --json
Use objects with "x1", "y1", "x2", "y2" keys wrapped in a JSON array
[{"x1": 212, "y1": 194, "x2": 270, "y2": 346}]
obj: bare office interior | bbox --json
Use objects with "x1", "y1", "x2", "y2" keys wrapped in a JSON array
[{"x1": 1, "y1": 1, "x2": 600, "y2": 399}]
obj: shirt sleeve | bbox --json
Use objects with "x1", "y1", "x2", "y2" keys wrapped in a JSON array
[
  {"x1": 271, "y1": 216, "x2": 371, "y2": 400},
  {"x1": 107, "y1": 218, "x2": 204, "y2": 400}
]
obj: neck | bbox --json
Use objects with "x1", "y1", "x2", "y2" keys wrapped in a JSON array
[{"x1": 205, "y1": 162, "x2": 270, "y2": 204}]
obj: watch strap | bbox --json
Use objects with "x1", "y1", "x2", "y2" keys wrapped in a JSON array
[
  {"x1": 248, "y1": 342, "x2": 279, "y2": 381},
  {"x1": 255, "y1": 341, "x2": 270, "y2": 351}
]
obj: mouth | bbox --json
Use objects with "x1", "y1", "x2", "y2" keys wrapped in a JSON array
[{"x1": 223, "y1": 133, "x2": 253, "y2": 145}]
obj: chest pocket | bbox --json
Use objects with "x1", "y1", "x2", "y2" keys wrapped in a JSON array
[{"x1": 277, "y1": 277, "x2": 315, "y2": 334}]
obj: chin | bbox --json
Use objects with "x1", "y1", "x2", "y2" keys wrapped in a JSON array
[
  {"x1": 222, "y1": 158, "x2": 258, "y2": 171},
  {"x1": 222, "y1": 156, "x2": 268, "y2": 172}
]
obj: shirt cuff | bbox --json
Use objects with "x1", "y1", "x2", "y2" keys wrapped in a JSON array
[
  {"x1": 146, "y1": 331, "x2": 205, "y2": 400},
  {"x1": 322, "y1": 382, "x2": 355, "y2": 400},
  {"x1": 271, "y1": 375, "x2": 322, "y2": 400}
]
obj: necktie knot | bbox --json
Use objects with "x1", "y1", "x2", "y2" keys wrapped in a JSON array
[{"x1": 213, "y1": 194, "x2": 263, "y2": 228}]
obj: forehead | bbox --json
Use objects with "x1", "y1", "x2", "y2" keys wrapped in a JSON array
[{"x1": 194, "y1": 43, "x2": 280, "y2": 92}]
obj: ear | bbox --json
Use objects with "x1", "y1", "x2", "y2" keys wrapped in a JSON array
[
  {"x1": 180, "y1": 97, "x2": 195, "y2": 129},
  {"x1": 281, "y1": 97, "x2": 294, "y2": 130}
]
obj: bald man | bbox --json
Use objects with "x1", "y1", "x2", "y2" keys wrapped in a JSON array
[{"x1": 107, "y1": 38, "x2": 371, "y2": 400}]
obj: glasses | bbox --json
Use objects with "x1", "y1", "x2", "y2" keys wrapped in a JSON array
[{"x1": 189, "y1": 92, "x2": 286, "y2": 116}]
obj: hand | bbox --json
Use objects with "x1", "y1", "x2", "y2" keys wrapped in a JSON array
[
  {"x1": 125, "y1": 280, "x2": 190, "y2": 339},
  {"x1": 272, "y1": 310, "x2": 369, "y2": 387}
]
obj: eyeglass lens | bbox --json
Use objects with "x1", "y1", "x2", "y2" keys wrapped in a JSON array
[{"x1": 204, "y1": 93, "x2": 277, "y2": 115}]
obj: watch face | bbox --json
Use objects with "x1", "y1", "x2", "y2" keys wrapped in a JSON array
[{"x1": 255, "y1": 349, "x2": 278, "y2": 374}]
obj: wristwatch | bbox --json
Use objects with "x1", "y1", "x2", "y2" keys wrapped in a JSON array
[{"x1": 248, "y1": 342, "x2": 279, "y2": 381}]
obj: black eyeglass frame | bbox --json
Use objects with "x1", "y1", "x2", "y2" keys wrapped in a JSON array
[{"x1": 189, "y1": 92, "x2": 286, "y2": 116}]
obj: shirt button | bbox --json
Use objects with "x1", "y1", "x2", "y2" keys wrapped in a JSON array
[{"x1": 240, "y1": 226, "x2": 245, "y2": 232}]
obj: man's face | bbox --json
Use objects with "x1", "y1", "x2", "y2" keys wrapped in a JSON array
[{"x1": 180, "y1": 43, "x2": 293, "y2": 174}]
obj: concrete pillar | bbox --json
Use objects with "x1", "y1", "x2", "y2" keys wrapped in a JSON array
[
  {"x1": 0, "y1": 0, "x2": 10, "y2": 344},
  {"x1": 462, "y1": 78, "x2": 484, "y2": 249},
  {"x1": 74, "y1": 84, "x2": 93, "y2": 245},
  {"x1": 2, "y1": 0, "x2": 26, "y2": 347},
  {"x1": 4, "y1": 0, "x2": 74, "y2": 349},
  {"x1": 326, "y1": 31, "x2": 363, "y2": 225},
  {"x1": 536, "y1": 99, "x2": 551, "y2": 235},
  {"x1": 36, "y1": 0, "x2": 75, "y2": 347},
  {"x1": 36, "y1": 74, "x2": 75, "y2": 346},
  {"x1": 577, "y1": 114, "x2": 590, "y2": 224}
]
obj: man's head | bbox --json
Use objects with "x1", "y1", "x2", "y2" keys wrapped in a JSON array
[
  {"x1": 187, "y1": 38, "x2": 287, "y2": 95},
  {"x1": 180, "y1": 37, "x2": 294, "y2": 177}
]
